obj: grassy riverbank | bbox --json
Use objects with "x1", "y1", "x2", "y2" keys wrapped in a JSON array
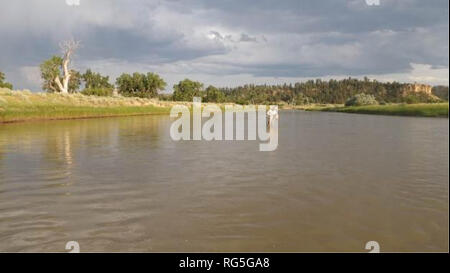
[
  {"x1": 2, "y1": 89, "x2": 448, "y2": 123},
  {"x1": 313, "y1": 103, "x2": 449, "y2": 117},
  {"x1": 282, "y1": 103, "x2": 343, "y2": 111},
  {"x1": 0, "y1": 89, "x2": 172, "y2": 123}
]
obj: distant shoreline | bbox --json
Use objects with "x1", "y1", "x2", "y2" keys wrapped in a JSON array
[
  {"x1": 293, "y1": 103, "x2": 449, "y2": 118},
  {"x1": 1, "y1": 89, "x2": 448, "y2": 124}
]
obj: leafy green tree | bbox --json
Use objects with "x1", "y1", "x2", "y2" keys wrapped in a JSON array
[
  {"x1": 68, "y1": 70, "x2": 81, "y2": 93},
  {"x1": 0, "y1": 71, "x2": 13, "y2": 89},
  {"x1": 172, "y1": 79, "x2": 203, "y2": 101},
  {"x1": 204, "y1": 85, "x2": 225, "y2": 102},
  {"x1": 115, "y1": 72, "x2": 166, "y2": 98},
  {"x1": 39, "y1": 39, "x2": 80, "y2": 93},
  {"x1": 82, "y1": 69, "x2": 112, "y2": 89},
  {"x1": 40, "y1": 56, "x2": 63, "y2": 93},
  {"x1": 40, "y1": 56, "x2": 80, "y2": 93},
  {"x1": 115, "y1": 73, "x2": 133, "y2": 94}
]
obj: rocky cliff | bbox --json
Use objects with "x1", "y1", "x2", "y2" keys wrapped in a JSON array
[{"x1": 402, "y1": 83, "x2": 432, "y2": 96}]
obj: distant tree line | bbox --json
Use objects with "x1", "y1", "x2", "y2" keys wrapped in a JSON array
[
  {"x1": 212, "y1": 77, "x2": 443, "y2": 105},
  {"x1": 161, "y1": 77, "x2": 444, "y2": 105},
  {"x1": 34, "y1": 56, "x2": 450, "y2": 104},
  {"x1": 432, "y1": 86, "x2": 449, "y2": 101},
  {"x1": 3, "y1": 37, "x2": 448, "y2": 106}
]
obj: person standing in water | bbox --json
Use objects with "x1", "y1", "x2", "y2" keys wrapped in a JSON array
[{"x1": 266, "y1": 106, "x2": 279, "y2": 128}]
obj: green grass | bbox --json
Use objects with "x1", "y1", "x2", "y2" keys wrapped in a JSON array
[
  {"x1": 283, "y1": 103, "x2": 343, "y2": 110},
  {"x1": 0, "y1": 89, "x2": 171, "y2": 123},
  {"x1": 316, "y1": 103, "x2": 449, "y2": 117},
  {"x1": 2, "y1": 89, "x2": 447, "y2": 122}
]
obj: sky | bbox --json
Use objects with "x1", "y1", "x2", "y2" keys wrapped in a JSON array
[{"x1": 0, "y1": 0, "x2": 448, "y2": 92}]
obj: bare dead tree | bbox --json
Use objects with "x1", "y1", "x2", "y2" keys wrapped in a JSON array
[{"x1": 55, "y1": 39, "x2": 80, "y2": 93}]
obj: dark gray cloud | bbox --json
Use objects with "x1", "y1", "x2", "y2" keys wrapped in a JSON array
[
  {"x1": 196, "y1": 0, "x2": 448, "y2": 33},
  {"x1": 239, "y1": 34, "x2": 257, "y2": 42},
  {"x1": 0, "y1": 0, "x2": 448, "y2": 90}
]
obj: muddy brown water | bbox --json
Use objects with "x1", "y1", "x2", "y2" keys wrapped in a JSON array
[{"x1": 0, "y1": 111, "x2": 448, "y2": 252}]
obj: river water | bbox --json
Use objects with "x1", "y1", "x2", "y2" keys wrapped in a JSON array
[{"x1": 0, "y1": 111, "x2": 448, "y2": 252}]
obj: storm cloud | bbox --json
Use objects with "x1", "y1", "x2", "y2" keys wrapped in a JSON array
[{"x1": 0, "y1": 0, "x2": 448, "y2": 90}]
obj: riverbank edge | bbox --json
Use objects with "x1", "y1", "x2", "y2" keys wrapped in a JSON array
[
  {"x1": 2, "y1": 89, "x2": 448, "y2": 123},
  {"x1": 3, "y1": 103, "x2": 448, "y2": 124},
  {"x1": 0, "y1": 104, "x2": 246, "y2": 124},
  {"x1": 0, "y1": 89, "x2": 239, "y2": 124},
  {"x1": 0, "y1": 108, "x2": 172, "y2": 124},
  {"x1": 0, "y1": 89, "x2": 173, "y2": 124},
  {"x1": 288, "y1": 103, "x2": 449, "y2": 118}
]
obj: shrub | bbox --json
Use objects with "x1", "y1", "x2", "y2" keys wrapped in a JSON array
[
  {"x1": 345, "y1": 93, "x2": 378, "y2": 107},
  {"x1": 158, "y1": 93, "x2": 173, "y2": 101},
  {"x1": 403, "y1": 92, "x2": 442, "y2": 104},
  {"x1": 81, "y1": 88, "x2": 113, "y2": 97},
  {"x1": 120, "y1": 91, "x2": 154, "y2": 98}
]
